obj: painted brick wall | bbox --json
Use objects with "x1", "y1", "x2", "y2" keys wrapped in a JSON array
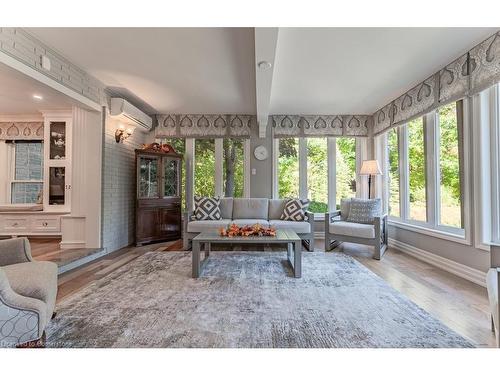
[
  {"x1": 101, "y1": 115, "x2": 147, "y2": 252},
  {"x1": 0, "y1": 28, "x2": 105, "y2": 105}
]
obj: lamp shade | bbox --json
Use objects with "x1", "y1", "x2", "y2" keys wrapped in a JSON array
[{"x1": 359, "y1": 160, "x2": 382, "y2": 175}]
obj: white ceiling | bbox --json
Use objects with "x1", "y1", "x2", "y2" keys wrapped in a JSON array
[
  {"x1": 270, "y1": 28, "x2": 497, "y2": 114},
  {"x1": 22, "y1": 27, "x2": 500, "y2": 116},
  {"x1": 27, "y1": 27, "x2": 256, "y2": 115},
  {"x1": 0, "y1": 62, "x2": 78, "y2": 115}
]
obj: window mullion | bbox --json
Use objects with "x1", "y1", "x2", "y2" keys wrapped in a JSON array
[
  {"x1": 399, "y1": 126, "x2": 409, "y2": 220},
  {"x1": 327, "y1": 137, "x2": 336, "y2": 211},
  {"x1": 425, "y1": 111, "x2": 438, "y2": 227},
  {"x1": 298, "y1": 138, "x2": 308, "y2": 200}
]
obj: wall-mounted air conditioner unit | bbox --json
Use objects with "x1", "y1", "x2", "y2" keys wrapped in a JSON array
[{"x1": 110, "y1": 98, "x2": 153, "y2": 132}]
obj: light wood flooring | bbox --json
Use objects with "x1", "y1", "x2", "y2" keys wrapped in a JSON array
[{"x1": 32, "y1": 238, "x2": 495, "y2": 347}]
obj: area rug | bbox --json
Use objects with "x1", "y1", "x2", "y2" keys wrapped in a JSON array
[{"x1": 46, "y1": 251, "x2": 474, "y2": 348}]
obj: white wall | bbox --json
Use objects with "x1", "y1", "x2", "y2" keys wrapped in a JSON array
[{"x1": 101, "y1": 113, "x2": 147, "y2": 253}]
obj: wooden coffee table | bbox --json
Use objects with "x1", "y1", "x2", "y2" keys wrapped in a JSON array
[{"x1": 192, "y1": 229, "x2": 302, "y2": 278}]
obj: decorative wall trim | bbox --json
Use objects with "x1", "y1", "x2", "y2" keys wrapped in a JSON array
[
  {"x1": 0, "y1": 122, "x2": 43, "y2": 140},
  {"x1": 271, "y1": 114, "x2": 370, "y2": 137},
  {"x1": 373, "y1": 29, "x2": 500, "y2": 136},
  {"x1": 388, "y1": 238, "x2": 487, "y2": 288},
  {"x1": 155, "y1": 114, "x2": 255, "y2": 138}
]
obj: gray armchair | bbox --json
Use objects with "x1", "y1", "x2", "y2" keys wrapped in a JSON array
[
  {"x1": 0, "y1": 237, "x2": 58, "y2": 348},
  {"x1": 324, "y1": 199, "x2": 388, "y2": 260},
  {"x1": 487, "y1": 244, "x2": 500, "y2": 347}
]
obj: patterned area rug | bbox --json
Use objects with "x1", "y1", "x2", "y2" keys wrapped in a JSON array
[{"x1": 47, "y1": 251, "x2": 474, "y2": 348}]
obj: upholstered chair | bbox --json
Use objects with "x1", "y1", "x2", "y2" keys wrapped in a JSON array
[
  {"x1": 325, "y1": 198, "x2": 388, "y2": 260},
  {"x1": 0, "y1": 237, "x2": 58, "y2": 348},
  {"x1": 487, "y1": 244, "x2": 500, "y2": 347}
]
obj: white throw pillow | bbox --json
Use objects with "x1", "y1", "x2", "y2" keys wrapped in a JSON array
[{"x1": 346, "y1": 198, "x2": 381, "y2": 224}]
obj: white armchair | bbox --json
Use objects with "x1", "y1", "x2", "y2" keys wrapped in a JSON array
[
  {"x1": 487, "y1": 244, "x2": 500, "y2": 347},
  {"x1": 324, "y1": 198, "x2": 388, "y2": 260}
]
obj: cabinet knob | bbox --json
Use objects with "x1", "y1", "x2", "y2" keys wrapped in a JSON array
[
  {"x1": 42, "y1": 222, "x2": 48, "y2": 227},
  {"x1": 13, "y1": 222, "x2": 18, "y2": 226}
]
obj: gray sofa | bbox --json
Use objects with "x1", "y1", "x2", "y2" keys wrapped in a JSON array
[
  {"x1": 0, "y1": 237, "x2": 58, "y2": 347},
  {"x1": 324, "y1": 198, "x2": 388, "y2": 260},
  {"x1": 184, "y1": 198, "x2": 315, "y2": 251}
]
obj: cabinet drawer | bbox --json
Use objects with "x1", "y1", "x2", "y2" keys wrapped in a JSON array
[
  {"x1": 31, "y1": 217, "x2": 61, "y2": 232},
  {"x1": 3, "y1": 217, "x2": 29, "y2": 232}
]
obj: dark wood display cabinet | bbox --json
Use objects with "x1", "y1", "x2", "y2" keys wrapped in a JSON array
[{"x1": 135, "y1": 144, "x2": 182, "y2": 246}]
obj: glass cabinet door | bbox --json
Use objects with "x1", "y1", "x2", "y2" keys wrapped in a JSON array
[
  {"x1": 49, "y1": 121, "x2": 67, "y2": 160},
  {"x1": 138, "y1": 156, "x2": 159, "y2": 198},
  {"x1": 49, "y1": 167, "x2": 66, "y2": 205},
  {"x1": 163, "y1": 157, "x2": 180, "y2": 197}
]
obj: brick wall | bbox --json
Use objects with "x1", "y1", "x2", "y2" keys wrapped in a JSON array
[
  {"x1": 0, "y1": 28, "x2": 105, "y2": 105},
  {"x1": 101, "y1": 115, "x2": 147, "y2": 252}
]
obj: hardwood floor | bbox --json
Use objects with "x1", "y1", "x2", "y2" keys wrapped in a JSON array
[
  {"x1": 49, "y1": 239, "x2": 495, "y2": 347},
  {"x1": 30, "y1": 237, "x2": 102, "y2": 266}
]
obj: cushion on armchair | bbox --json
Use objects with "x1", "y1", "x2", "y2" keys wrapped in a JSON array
[
  {"x1": 281, "y1": 198, "x2": 310, "y2": 221},
  {"x1": 194, "y1": 197, "x2": 222, "y2": 220},
  {"x1": 340, "y1": 198, "x2": 352, "y2": 220},
  {"x1": 347, "y1": 198, "x2": 381, "y2": 224}
]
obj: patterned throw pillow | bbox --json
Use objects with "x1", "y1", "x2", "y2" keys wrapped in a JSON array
[
  {"x1": 280, "y1": 198, "x2": 310, "y2": 221},
  {"x1": 346, "y1": 198, "x2": 381, "y2": 224},
  {"x1": 194, "y1": 197, "x2": 222, "y2": 220}
]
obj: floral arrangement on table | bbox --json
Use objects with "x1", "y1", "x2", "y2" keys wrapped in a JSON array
[{"x1": 218, "y1": 223, "x2": 276, "y2": 237}]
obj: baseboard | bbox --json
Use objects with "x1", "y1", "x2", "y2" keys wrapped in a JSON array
[
  {"x1": 59, "y1": 241, "x2": 86, "y2": 250},
  {"x1": 389, "y1": 238, "x2": 487, "y2": 288}
]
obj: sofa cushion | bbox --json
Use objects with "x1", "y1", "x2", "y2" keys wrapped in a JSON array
[
  {"x1": 329, "y1": 221, "x2": 375, "y2": 239},
  {"x1": 187, "y1": 219, "x2": 231, "y2": 233},
  {"x1": 281, "y1": 198, "x2": 310, "y2": 221},
  {"x1": 3, "y1": 261, "x2": 58, "y2": 317},
  {"x1": 231, "y1": 219, "x2": 270, "y2": 227},
  {"x1": 347, "y1": 198, "x2": 381, "y2": 224},
  {"x1": 269, "y1": 220, "x2": 311, "y2": 234},
  {"x1": 268, "y1": 199, "x2": 287, "y2": 220},
  {"x1": 233, "y1": 198, "x2": 269, "y2": 220},
  {"x1": 340, "y1": 198, "x2": 352, "y2": 221},
  {"x1": 194, "y1": 197, "x2": 222, "y2": 220},
  {"x1": 219, "y1": 198, "x2": 234, "y2": 219}
]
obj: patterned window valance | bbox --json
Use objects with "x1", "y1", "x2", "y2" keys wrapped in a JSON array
[
  {"x1": 0, "y1": 122, "x2": 43, "y2": 140},
  {"x1": 373, "y1": 30, "x2": 500, "y2": 136},
  {"x1": 271, "y1": 114, "x2": 370, "y2": 138},
  {"x1": 154, "y1": 114, "x2": 255, "y2": 138}
]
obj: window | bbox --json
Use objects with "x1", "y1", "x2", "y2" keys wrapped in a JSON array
[
  {"x1": 275, "y1": 136, "x2": 360, "y2": 215},
  {"x1": 437, "y1": 102, "x2": 462, "y2": 228},
  {"x1": 491, "y1": 84, "x2": 500, "y2": 243},
  {"x1": 307, "y1": 138, "x2": 328, "y2": 213},
  {"x1": 223, "y1": 139, "x2": 244, "y2": 198},
  {"x1": 277, "y1": 138, "x2": 299, "y2": 199},
  {"x1": 11, "y1": 141, "x2": 43, "y2": 204},
  {"x1": 194, "y1": 139, "x2": 215, "y2": 197},
  {"x1": 384, "y1": 101, "x2": 465, "y2": 238},
  {"x1": 387, "y1": 128, "x2": 400, "y2": 217},
  {"x1": 335, "y1": 137, "x2": 356, "y2": 207},
  {"x1": 407, "y1": 117, "x2": 426, "y2": 222}
]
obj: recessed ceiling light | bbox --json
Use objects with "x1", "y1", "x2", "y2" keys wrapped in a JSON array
[
  {"x1": 33, "y1": 94, "x2": 43, "y2": 100},
  {"x1": 258, "y1": 61, "x2": 272, "y2": 70}
]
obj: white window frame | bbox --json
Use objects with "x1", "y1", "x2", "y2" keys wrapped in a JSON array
[
  {"x1": 8, "y1": 141, "x2": 44, "y2": 204},
  {"x1": 489, "y1": 84, "x2": 500, "y2": 245},
  {"x1": 272, "y1": 136, "x2": 364, "y2": 219},
  {"x1": 187, "y1": 137, "x2": 250, "y2": 211},
  {"x1": 384, "y1": 102, "x2": 470, "y2": 244}
]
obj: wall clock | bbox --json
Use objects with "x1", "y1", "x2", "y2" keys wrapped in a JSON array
[{"x1": 254, "y1": 145, "x2": 268, "y2": 161}]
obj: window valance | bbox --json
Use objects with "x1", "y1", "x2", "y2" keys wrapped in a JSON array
[
  {"x1": 271, "y1": 114, "x2": 370, "y2": 138},
  {"x1": 373, "y1": 30, "x2": 500, "y2": 136},
  {"x1": 154, "y1": 114, "x2": 255, "y2": 138},
  {"x1": 0, "y1": 122, "x2": 43, "y2": 140}
]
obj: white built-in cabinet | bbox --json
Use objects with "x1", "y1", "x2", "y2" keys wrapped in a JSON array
[{"x1": 42, "y1": 111, "x2": 72, "y2": 213}]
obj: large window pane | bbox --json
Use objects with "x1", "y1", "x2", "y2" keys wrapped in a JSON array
[
  {"x1": 11, "y1": 182, "x2": 43, "y2": 204},
  {"x1": 438, "y1": 102, "x2": 462, "y2": 228},
  {"x1": 307, "y1": 138, "x2": 328, "y2": 213},
  {"x1": 159, "y1": 138, "x2": 186, "y2": 210},
  {"x1": 387, "y1": 128, "x2": 400, "y2": 217},
  {"x1": 223, "y1": 139, "x2": 244, "y2": 198},
  {"x1": 336, "y1": 138, "x2": 356, "y2": 207},
  {"x1": 194, "y1": 139, "x2": 215, "y2": 197},
  {"x1": 407, "y1": 117, "x2": 426, "y2": 221},
  {"x1": 11, "y1": 141, "x2": 43, "y2": 204},
  {"x1": 278, "y1": 138, "x2": 299, "y2": 198}
]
